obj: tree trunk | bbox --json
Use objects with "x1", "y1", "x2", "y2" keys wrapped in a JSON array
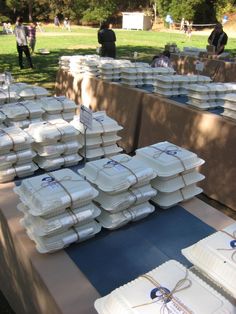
[{"x1": 28, "y1": 0, "x2": 33, "y2": 21}]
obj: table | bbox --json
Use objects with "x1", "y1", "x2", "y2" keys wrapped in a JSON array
[
  {"x1": 55, "y1": 71, "x2": 236, "y2": 211},
  {"x1": 171, "y1": 54, "x2": 236, "y2": 82},
  {"x1": 0, "y1": 180, "x2": 234, "y2": 314}
]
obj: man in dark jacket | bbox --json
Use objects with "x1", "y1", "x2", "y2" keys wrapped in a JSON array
[
  {"x1": 208, "y1": 23, "x2": 228, "y2": 55},
  {"x1": 98, "y1": 22, "x2": 116, "y2": 58}
]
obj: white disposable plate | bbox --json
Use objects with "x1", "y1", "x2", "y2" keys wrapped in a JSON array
[
  {"x1": 0, "y1": 162, "x2": 38, "y2": 183},
  {"x1": 151, "y1": 170, "x2": 205, "y2": 193},
  {"x1": 97, "y1": 202, "x2": 155, "y2": 230},
  {"x1": 25, "y1": 220, "x2": 101, "y2": 253},
  {"x1": 95, "y1": 184, "x2": 157, "y2": 213},
  {"x1": 33, "y1": 140, "x2": 82, "y2": 157},
  {"x1": 152, "y1": 184, "x2": 203, "y2": 208},
  {"x1": 0, "y1": 126, "x2": 33, "y2": 153},
  {"x1": 34, "y1": 153, "x2": 82, "y2": 170},
  {"x1": 135, "y1": 141, "x2": 205, "y2": 177},
  {"x1": 71, "y1": 111, "x2": 123, "y2": 136},
  {"x1": 79, "y1": 154, "x2": 156, "y2": 194},
  {"x1": 0, "y1": 149, "x2": 36, "y2": 170},
  {"x1": 19, "y1": 202, "x2": 101, "y2": 236},
  {"x1": 94, "y1": 259, "x2": 234, "y2": 314},
  {"x1": 182, "y1": 222, "x2": 236, "y2": 298},
  {"x1": 26, "y1": 119, "x2": 79, "y2": 143},
  {"x1": 14, "y1": 168, "x2": 99, "y2": 215}
]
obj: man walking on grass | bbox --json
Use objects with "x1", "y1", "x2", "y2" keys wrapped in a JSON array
[{"x1": 14, "y1": 16, "x2": 33, "y2": 69}]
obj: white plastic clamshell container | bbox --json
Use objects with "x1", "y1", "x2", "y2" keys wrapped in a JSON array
[
  {"x1": 182, "y1": 222, "x2": 236, "y2": 299},
  {"x1": 39, "y1": 96, "x2": 77, "y2": 113},
  {"x1": 0, "y1": 126, "x2": 33, "y2": 153},
  {"x1": 79, "y1": 144, "x2": 123, "y2": 161},
  {"x1": 14, "y1": 168, "x2": 99, "y2": 216},
  {"x1": 79, "y1": 154, "x2": 156, "y2": 194},
  {"x1": 94, "y1": 260, "x2": 235, "y2": 314},
  {"x1": 24, "y1": 220, "x2": 101, "y2": 253},
  {"x1": 1, "y1": 101, "x2": 44, "y2": 120},
  {"x1": 70, "y1": 111, "x2": 123, "y2": 136},
  {"x1": 95, "y1": 184, "x2": 157, "y2": 213},
  {"x1": 151, "y1": 169, "x2": 205, "y2": 193},
  {"x1": 97, "y1": 202, "x2": 155, "y2": 229},
  {"x1": 134, "y1": 141, "x2": 205, "y2": 177},
  {"x1": 0, "y1": 149, "x2": 36, "y2": 170},
  {"x1": 26, "y1": 119, "x2": 79, "y2": 143},
  {"x1": 152, "y1": 184, "x2": 203, "y2": 209},
  {"x1": 33, "y1": 140, "x2": 82, "y2": 157},
  {"x1": 34, "y1": 153, "x2": 82, "y2": 170},
  {"x1": 18, "y1": 202, "x2": 101, "y2": 236},
  {"x1": 0, "y1": 162, "x2": 38, "y2": 183}
]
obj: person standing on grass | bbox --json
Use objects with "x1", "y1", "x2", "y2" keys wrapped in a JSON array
[
  {"x1": 208, "y1": 23, "x2": 228, "y2": 55},
  {"x1": 28, "y1": 22, "x2": 37, "y2": 54},
  {"x1": 14, "y1": 16, "x2": 33, "y2": 69},
  {"x1": 98, "y1": 21, "x2": 116, "y2": 58}
]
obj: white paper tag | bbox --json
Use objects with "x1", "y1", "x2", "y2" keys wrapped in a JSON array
[{"x1": 195, "y1": 61, "x2": 204, "y2": 72}]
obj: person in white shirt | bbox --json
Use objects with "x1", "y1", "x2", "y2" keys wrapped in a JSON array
[{"x1": 14, "y1": 16, "x2": 33, "y2": 69}]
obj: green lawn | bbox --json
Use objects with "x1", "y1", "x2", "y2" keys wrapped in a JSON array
[{"x1": 1, "y1": 24, "x2": 236, "y2": 92}]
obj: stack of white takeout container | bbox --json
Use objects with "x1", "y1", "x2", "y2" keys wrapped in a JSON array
[
  {"x1": 39, "y1": 96, "x2": 77, "y2": 122},
  {"x1": 186, "y1": 82, "x2": 236, "y2": 109},
  {"x1": 1, "y1": 82, "x2": 49, "y2": 100},
  {"x1": 14, "y1": 168, "x2": 101, "y2": 253},
  {"x1": 153, "y1": 74, "x2": 212, "y2": 97},
  {"x1": 182, "y1": 222, "x2": 236, "y2": 299},
  {"x1": 0, "y1": 126, "x2": 38, "y2": 182},
  {"x1": 94, "y1": 259, "x2": 235, "y2": 314},
  {"x1": 134, "y1": 141, "x2": 205, "y2": 209},
  {"x1": 1, "y1": 100, "x2": 44, "y2": 129},
  {"x1": 79, "y1": 154, "x2": 157, "y2": 230},
  {"x1": 69, "y1": 55, "x2": 100, "y2": 76},
  {"x1": 26, "y1": 119, "x2": 83, "y2": 170},
  {"x1": 70, "y1": 111, "x2": 123, "y2": 161},
  {"x1": 221, "y1": 93, "x2": 236, "y2": 120}
]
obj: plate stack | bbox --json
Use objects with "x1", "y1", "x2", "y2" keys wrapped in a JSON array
[
  {"x1": 58, "y1": 56, "x2": 71, "y2": 71},
  {"x1": 70, "y1": 111, "x2": 123, "y2": 161},
  {"x1": 120, "y1": 67, "x2": 138, "y2": 87},
  {"x1": 94, "y1": 260, "x2": 234, "y2": 314},
  {"x1": 39, "y1": 96, "x2": 77, "y2": 122},
  {"x1": 2, "y1": 83, "x2": 49, "y2": 100},
  {"x1": 1, "y1": 100, "x2": 44, "y2": 129},
  {"x1": 26, "y1": 119, "x2": 83, "y2": 170},
  {"x1": 186, "y1": 83, "x2": 236, "y2": 109},
  {"x1": 221, "y1": 93, "x2": 236, "y2": 120},
  {"x1": 182, "y1": 222, "x2": 236, "y2": 299},
  {"x1": 0, "y1": 126, "x2": 38, "y2": 182},
  {"x1": 134, "y1": 141, "x2": 205, "y2": 209},
  {"x1": 98, "y1": 63, "x2": 114, "y2": 81},
  {"x1": 14, "y1": 169, "x2": 101, "y2": 253},
  {"x1": 79, "y1": 154, "x2": 157, "y2": 230}
]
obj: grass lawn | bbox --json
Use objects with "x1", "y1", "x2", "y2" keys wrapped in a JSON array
[{"x1": 1, "y1": 24, "x2": 236, "y2": 92}]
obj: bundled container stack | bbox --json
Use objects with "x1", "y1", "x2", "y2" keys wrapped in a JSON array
[
  {"x1": 182, "y1": 46, "x2": 207, "y2": 57},
  {"x1": 182, "y1": 222, "x2": 236, "y2": 299},
  {"x1": 70, "y1": 111, "x2": 123, "y2": 161},
  {"x1": 153, "y1": 74, "x2": 211, "y2": 97},
  {"x1": 69, "y1": 55, "x2": 100, "y2": 77},
  {"x1": 14, "y1": 168, "x2": 101, "y2": 253},
  {"x1": 0, "y1": 126, "x2": 38, "y2": 182},
  {"x1": 97, "y1": 59, "x2": 132, "y2": 82},
  {"x1": 0, "y1": 88, "x2": 19, "y2": 104},
  {"x1": 26, "y1": 119, "x2": 83, "y2": 170},
  {"x1": 79, "y1": 154, "x2": 157, "y2": 230},
  {"x1": 1, "y1": 82, "x2": 49, "y2": 101},
  {"x1": 221, "y1": 93, "x2": 236, "y2": 119},
  {"x1": 94, "y1": 259, "x2": 235, "y2": 314},
  {"x1": 186, "y1": 83, "x2": 236, "y2": 109},
  {"x1": 134, "y1": 141, "x2": 205, "y2": 209},
  {"x1": 39, "y1": 96, "x2": 77, "y2": 122},
  {"x1": 1, "y1": 101, "x2": 44, "y2": 129}
]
